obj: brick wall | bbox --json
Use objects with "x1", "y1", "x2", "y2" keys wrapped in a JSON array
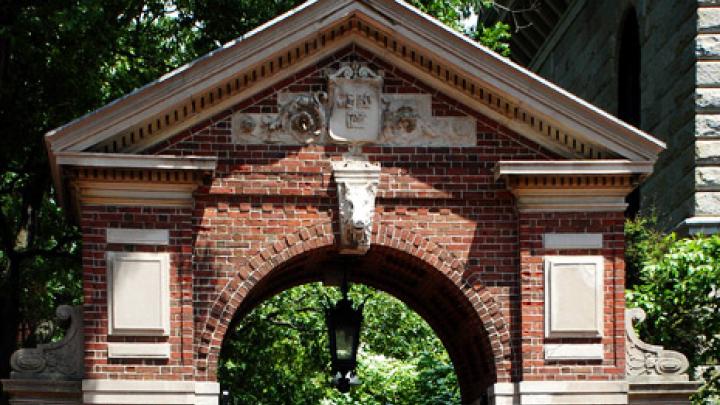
[
  {"x1": 519, "y1": 212, "x2": 627, "y2": 381},
  {"x1": 79, "y1": 46, "x2": 628, "y2": 396},
  {"x1": 81, "y1": 206, "x2": 195, "y2": 380}
]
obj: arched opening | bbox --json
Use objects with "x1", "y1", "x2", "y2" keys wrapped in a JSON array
[
  {"x1": 618, "y1": 7, "x2": 642, "y2": 218},
  {"x1": 219, "y1": 281, "x2": 462, "y2": 404},
  {"x1": 198, "y1": 229, "x2": 510, "y2": 404}
]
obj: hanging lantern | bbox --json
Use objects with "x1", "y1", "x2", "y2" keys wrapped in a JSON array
[{"x1": 325, "y1": 277, "x2": 363, "y2": 392}]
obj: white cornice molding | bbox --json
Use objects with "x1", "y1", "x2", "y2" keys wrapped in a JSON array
[
  {"x1": 56, "y1": 152, "x2": 217, "y2": 171},
  {"x1": 44, "y1": 0, "x2": 664, "y2": 163},
  {"x1": 360, "y1": 0, "x2": 664, "y2": 160},
  {"x1": 494, "y1": 160, "x2": 654, "y2": 179},
  {"x1": 45, "y1": 0, "x2": 351, "y2": 151}
]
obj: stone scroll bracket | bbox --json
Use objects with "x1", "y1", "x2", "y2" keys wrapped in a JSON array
[
  {"x1": 9, "y1": 305, "x2": 84, "y2": 381},
  {"x1": 331, "y1": 155, "x2": 381, "y2": 255},
  {"x1": 626, "y1": 307, "x2": 690, "y2": 382}
]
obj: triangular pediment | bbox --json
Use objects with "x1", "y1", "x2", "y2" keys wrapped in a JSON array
[{"x1": 46, "y1": 0, "x2": 664, "y2": 164}]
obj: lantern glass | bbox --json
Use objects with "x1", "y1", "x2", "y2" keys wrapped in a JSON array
[{"x1": 335, "y1": 325, "x2": 355, "y2": 360}]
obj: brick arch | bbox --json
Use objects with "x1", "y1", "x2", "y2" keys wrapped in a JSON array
[{"x1": 196, "y1": 222, "x2": 511, "y2": 401}]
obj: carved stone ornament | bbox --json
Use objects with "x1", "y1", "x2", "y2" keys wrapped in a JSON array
[
  {"x1": 327, "y1": 63, "x2": 383, "y2": 145},
  {"x1": 380, "y1": 94, "x2": 476, "y2": 146},
  {"x1": 231, "y1": 64, "x2": 476, "y2": 147},
  {"x1": 331, "y1": 156, "x2": 381, "y2": 254},
  {"x1": 10, "y1": 305, "x2": 84, "y2": 380},
  {"x1": 626, "y1": 307, "x2": 690, "y2": 381},
  {"x1": 232, "y1": 92, "x2": 328, "y2": 144}
]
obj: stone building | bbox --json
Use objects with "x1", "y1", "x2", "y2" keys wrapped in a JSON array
[
  {"x1": 0, "y1": 0, "x2": 701, "y2": 404},
  {"x1": 485, "y1": 0, "x2": 720, "y2": 233}
]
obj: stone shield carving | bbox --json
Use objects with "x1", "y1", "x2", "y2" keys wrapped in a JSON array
[
  {"x1": 331, "y1": 157, "x2": 381, "y2": 254},
  {"x1": 327, "y1": 63, "x2": 383, "y2": 145}
]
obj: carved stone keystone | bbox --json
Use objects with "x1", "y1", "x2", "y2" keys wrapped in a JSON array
[
  {"x1": 626, "y1": 307, "x2": 690, "y2": 381},
  {"x1": 332, "y1": 156, "x2": 381, "y2": 254},
  {"x1": 10, "y1": 305, "x2": 84, "y2": 381}
]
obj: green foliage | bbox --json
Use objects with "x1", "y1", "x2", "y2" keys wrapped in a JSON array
[
  {"x1": 625, "y1": 217, "x2": 720, "y2": 403},
  {"x1": 624, "y1": 215, "x2": 673, "y2": 287},
  {"x1": 406, "y1": 0, "x2": 511, "y2": 56},
  {"x1": 219, "y1": 283, "x2": 460, "y2": 404}
]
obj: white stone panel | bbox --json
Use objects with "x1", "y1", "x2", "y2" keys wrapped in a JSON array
[
  {"x1": 106, "y1": 228, "x2": 169, "y2": 245},
  {"x1": 544, "y1": 256, "x2": 604, "y2": 338},
  {"x1": 106, "y1": 252, "x2": 170, "y2": 336},
  {"x1": 544, "y1": 343, "x2": 604, "y2": 360},
  {"x1": 107, "y1": 343, "x2": 171, "y2": 359},
  {"x1": 542, "y1": 233, "x2": 602, "y2": 249}
]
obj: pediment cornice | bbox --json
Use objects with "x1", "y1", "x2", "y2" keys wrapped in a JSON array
[{"x1": 45, "y1": 0, "x2": 665, "y2": 197}]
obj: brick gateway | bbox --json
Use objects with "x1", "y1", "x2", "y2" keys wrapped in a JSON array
[{"x1": 3, "y1": 1, "x2": 699, "y2": 404}]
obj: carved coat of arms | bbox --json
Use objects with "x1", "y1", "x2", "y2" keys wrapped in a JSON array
[{"x1": 327, "y1": 63, "x2": 383, "y2": 144}]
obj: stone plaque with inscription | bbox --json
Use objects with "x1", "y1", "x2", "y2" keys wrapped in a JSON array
[{"x1": 327, "y1": 63, "x2": 383, "y2": 144}]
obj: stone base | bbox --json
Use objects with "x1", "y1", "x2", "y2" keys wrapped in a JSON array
[
  {"x1": 489, "y1": 381, "x2": 628, "y2": 405},
  {"x1": 487, "y1": 379, "x2": 700, "y2": 405},
  {"x1": 82, "y1": 379, "x2": 219, "y2": 405},
  {"x1": 1, "y1": 379, "x2": 82, "y2": 405},
  {"x1": 628, "y1": 380, "x2": 700, "y2": 405}
]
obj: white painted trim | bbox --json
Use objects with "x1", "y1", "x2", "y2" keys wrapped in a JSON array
[
  {"x1": 544, "y1": 343, "x2": 604, "y2": 361},
  {"x1": 543, "y1": 233, "x2": 603, "y2": 249},
  {"x1": 82, "y1": 380, "x2": 219, "y2": 405},
  {"x1": 107, "y1": 343, "x2": 171, "y2": 359},
  {"x1": 106, "y1": 252, "x2": 170, "y2": 336},
  {"x1": 106, "y1": 228, "x2": 170, "y2": 245},
  {"x1": 56, "y1": 152, "x2": 217, "y2": 171},
  {"x1": 495, "y1": 160, "x2": 654, "y2": 178},
  {"x1": 544, "y1": 255, "x2": 604, "y2": 338}
]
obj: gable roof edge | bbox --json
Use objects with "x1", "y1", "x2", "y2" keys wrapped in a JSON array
[
  {"x1": 361, "y1": 0, "x2": 665, "y2": 161},
  {"x1": 44, "y1": 0, "x2": 665, "y2": 163}
]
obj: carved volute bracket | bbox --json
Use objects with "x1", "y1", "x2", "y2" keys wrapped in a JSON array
[
  {"x1": 10, "y1": 305, "x2": 84, "y2": 381},
  {"x1": 626, "y1": 307, "x2": 690, "y2": 382},
  {"x1": 331, "y1": 155, "x2": 381, "y2": 255}
]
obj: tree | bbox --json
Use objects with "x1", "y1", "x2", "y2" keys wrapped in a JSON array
[
  {"x1": 625, "y1": 218, "x2": 720, "y2": 403},
  {"x1": 218, "y1": 283, "x2": 460, "y2": 404}
]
